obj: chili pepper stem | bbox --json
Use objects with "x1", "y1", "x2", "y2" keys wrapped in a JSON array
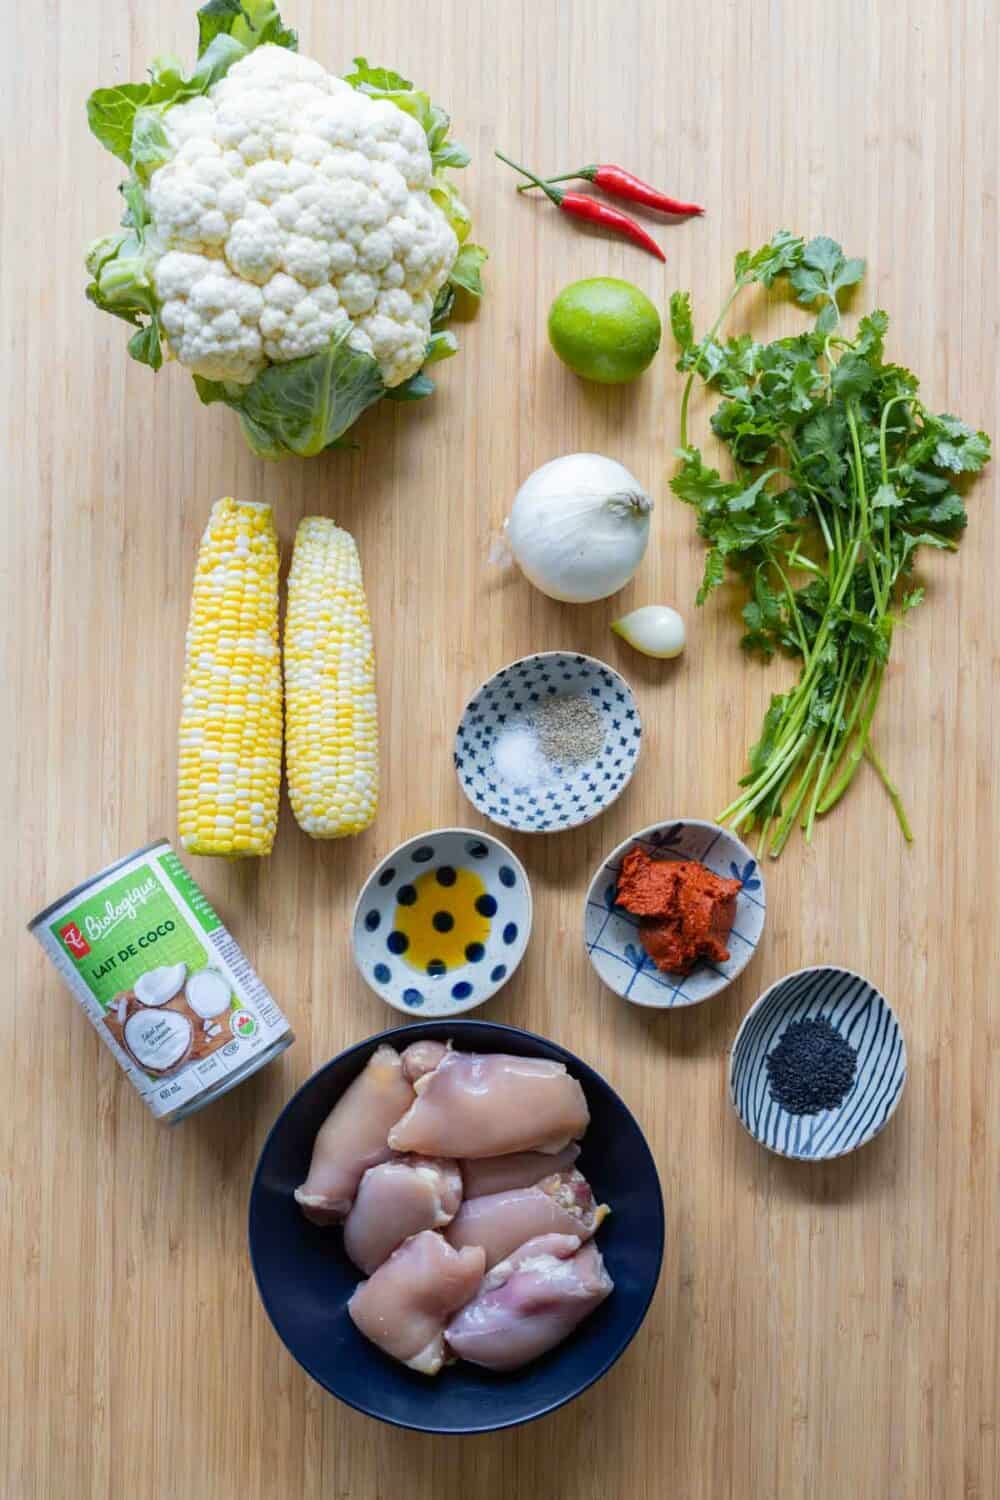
[
  {"x1": 516, "y1": 166, "x2": 596, "y2": 192},
  {"x1": 494, "y1": 150, "x2": 564, "y2": 207}
]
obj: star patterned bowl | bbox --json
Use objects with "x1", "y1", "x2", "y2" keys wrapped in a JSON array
[
  {"x1": 583, "y1": 819, "x2": 766, "y2": 1008},
  {"x1": 352, "y1": 828, "x2": 532, "y2": 1017},
  {"x1": 453, "y1": 652, "x2": 642, "y2": 834}
]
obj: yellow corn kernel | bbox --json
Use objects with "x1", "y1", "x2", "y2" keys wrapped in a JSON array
[
  {"x1": 177, "y1": 498, "x2": 282, "y2": 857},
  {"x1": 284, "y1": 517, "x2": 378, "y2": 838}
]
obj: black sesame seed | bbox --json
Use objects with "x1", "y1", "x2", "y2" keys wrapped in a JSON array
[{"x1": 765, "y1": 1016, "x2": 857, "y2": 1116}]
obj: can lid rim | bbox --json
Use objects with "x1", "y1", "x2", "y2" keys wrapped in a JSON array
[
  {"x1": 165, "y1": 1032, "x2": 294, "y2": 1123},
  {"x1": 26, "y1": 839, "x2": 173, "y2": 933}
]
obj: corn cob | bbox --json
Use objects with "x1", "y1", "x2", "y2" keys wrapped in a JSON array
[
  {"x1": 284, "y1": 517, "x2": 378, "y2": 837},
  {"x1": 177, "y1": 498, "x2": 282, "y2": 857}
]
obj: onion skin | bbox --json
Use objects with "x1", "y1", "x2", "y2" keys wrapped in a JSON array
[{"x1": 506, "y1": 453, "x2": 652, "y2": 603}]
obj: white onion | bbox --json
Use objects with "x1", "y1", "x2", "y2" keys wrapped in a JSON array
[
  {"x1": 505, "y1": 453, "x2": 653, "y2": 603},
  {"x1": 612, "y1": 605, "x2": 686, "y2": 658}
]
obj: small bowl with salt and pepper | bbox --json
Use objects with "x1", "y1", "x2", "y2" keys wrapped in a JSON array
[
  {"x1": 453, "y1": 652, "x2": 642, "y2": 833},
  {"x1": 728, "y1": 965, "x2": 907, "y2": 1160}
]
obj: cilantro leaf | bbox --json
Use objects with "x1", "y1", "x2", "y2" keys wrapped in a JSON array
[
  {"x1": 871, "y1": 482, "x2": 902, "y2": 510},
  {"x1": 697, "y1": 547, "x2": 727, "y2": 602},
  {"x1": 670, "y1": 291, "x2": 694, "y2": 353},
  {"x1": 855, "y1": 310, "x2": 889, "y2": 360},
  {"x1": 789, "y1": 236, "x2": 865, "y2": 310},
  {"x1": 831, "y1": 352, "x2": 875, "y2": 398},
  {"x1": 734, "y1": 230, "x2": 805, "y2": 288},
  {"x1": 926, "y1": 413, "x2": 991, "y2": 473}
]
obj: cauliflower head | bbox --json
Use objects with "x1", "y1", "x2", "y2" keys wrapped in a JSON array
[
  {"x1": 85, "y1": 0, "x2": 486, "y2": 458},
  {"x1": 149, "y1": 46, "x2": 457, "y2": 387}
]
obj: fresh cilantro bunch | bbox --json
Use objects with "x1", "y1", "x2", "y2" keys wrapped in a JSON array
[{"x1": 670, "y1": 232, "x2": 990, "y2": 856}]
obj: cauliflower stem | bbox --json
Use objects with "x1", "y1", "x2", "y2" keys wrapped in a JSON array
[{"x1": 85, "y1": 0, "x2": 486, "y2": 458}]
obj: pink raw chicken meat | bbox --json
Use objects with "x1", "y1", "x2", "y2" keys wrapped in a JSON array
[
  {"x1": 446, "y1": 1168, "x2": 608, "y2": 1269},
  {"x1": 343, "y1": 1156, "x2": 463, "y2": 1275},
  {"x1": 445, "y1": 1233, "x2": 614, "y2": 1372},
  {"x1": 294, "y1": 1046, "x2": 414, "y2": 1224},
  {"x1": 348, "y1": 1230, "x2": 486, "y2": 1375},
  {"x1": 400, "y1": 1039, "x2": 448, "y2": 1083},
  {"x1": 387, "y1": 1049, "x2": 590, "y2": 1158},
  {"x1": 460, "y1": 1143, "x2": 580, "y2": 1199}
]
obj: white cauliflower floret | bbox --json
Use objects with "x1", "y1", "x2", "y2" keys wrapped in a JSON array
[
  {"x1": 155, "y1": 253, "x2": 265, "y2": 382},
  {"x1": 144, "y1": 44, "x2": 457, "y2": 386}
]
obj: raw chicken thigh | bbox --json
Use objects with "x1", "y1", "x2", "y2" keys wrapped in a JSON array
[
  {"x1": 295, "y1": 1046, "x2": 414, "y2": 1224},
  {"x1": 343, "y1": 1156, "x2": 463, "y2": 1275},
  {"x1": 297, "y1": 1038, "x2": 616, "y2": 1381},
  {"x1": 445, "y1": 1234, "x2": 614, "y2": 1372},
  {"x1": 388, "y1": 1049, "x2": 590, "y2": 1158},
  {"x1": 348, "y1": 1230, "x2": 486, "y2": 1375},
  {"x1": 400, "y1": 1039, "x2": 448, "y2": 1083},
  {"x1": 446, "y1": 1169, "x2": 608, "y2": 1269},
  {"x1": 460, "y1": 1143, "x2": 581, "y2": 1199}
]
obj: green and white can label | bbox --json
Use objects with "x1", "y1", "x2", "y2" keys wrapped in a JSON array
[{"x1": 28, "y1": 839, "x2": 293, "y2": 1122}]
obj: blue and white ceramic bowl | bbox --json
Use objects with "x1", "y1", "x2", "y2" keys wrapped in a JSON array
[
  {"x1": 454, "y1": 652, "x2": 642, "y2": 834},
  {"x1": 584, "y1": 819, "x2": 766, "y2": 1008},
  {"x1": 352, "y1": 828, "x2": 532, "y2": 1017},
  {"x1": 729, "y1": 966, "x2": 907, "y2": 1160}
]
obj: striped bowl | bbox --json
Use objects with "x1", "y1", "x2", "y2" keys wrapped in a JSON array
[{"x1": 729, "y1": 966, "x2": 907, "y2": 1160}]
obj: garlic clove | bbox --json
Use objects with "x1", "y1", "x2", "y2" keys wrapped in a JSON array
[
  {"x1": 612, "y1": 605, "x2": 686, "y2": 659},
  {"x1": 134, "y1": 962, "x2": 187, "y2": 1007},
  {"x1": 185, "y1": 969, "x2": 231, "y2": 1020}
]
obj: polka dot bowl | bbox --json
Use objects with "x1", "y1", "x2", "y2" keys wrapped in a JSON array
[
  {"x1": 729, "y1": 965, "x2": 907, "y2": 1160},
  {"x1": 584, "y1": 819, "x2": 766, "y2": 1008},
  {"x1": 351, "y1": 828, "x2": 532, "y2": 1017},
  {"x1": 454, "y1": 652, "x2": 642, "y2": 834}
]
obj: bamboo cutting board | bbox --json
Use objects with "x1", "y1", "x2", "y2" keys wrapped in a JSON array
[{"x1": 4, "y1": 0, "x2": 998, "y2": 1496}]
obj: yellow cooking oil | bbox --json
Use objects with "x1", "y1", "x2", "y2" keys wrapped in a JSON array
[{"x1": 391, "y1": 865, "x2": 494, "y2": 976}]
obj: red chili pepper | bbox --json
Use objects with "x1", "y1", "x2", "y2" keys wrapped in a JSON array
[
  {"x1": 517, "y1": 163, "x2": 704, "y2": 218},
  {"x1": 496, "y1": 150, "x2": 666, "y2": 262}
]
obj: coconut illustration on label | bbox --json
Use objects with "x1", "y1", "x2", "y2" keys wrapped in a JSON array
[
  {"x1": 134, "y1": 962, "x2": 187, "y2": 1007},
  {"x1": 185, "y1": 969, "x2": 230, "y2": 1020},
  {"x1": 123, "y1": 1007, "x2": 193, "y2": 1074}
]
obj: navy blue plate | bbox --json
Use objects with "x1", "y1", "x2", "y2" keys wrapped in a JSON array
[{"x1": 248, "y1": 1019, "x2": 665, "y2": 1433}]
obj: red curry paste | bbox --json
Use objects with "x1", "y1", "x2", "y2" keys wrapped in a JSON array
[{"x1": 615, "y1": 846, "x2": 741, "y2": 975}]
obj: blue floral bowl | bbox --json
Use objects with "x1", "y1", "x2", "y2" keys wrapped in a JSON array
[
  {"x1": 454, "y1": 652, "x2": 642, "y2": 834},
  {"x1": 729, "y1": 965, "x2": 907, "y2": 1160},
  {"x1": 352, "y1": 828, "x2": 532, "y2": 1017},
  {"x1": 583, "y1": 819, "x2": 766, "y2": 1008}
]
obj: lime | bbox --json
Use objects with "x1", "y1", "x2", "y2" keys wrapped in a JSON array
[{"x1": 547, "y1": 277, "x2": 662, "y2": 384}]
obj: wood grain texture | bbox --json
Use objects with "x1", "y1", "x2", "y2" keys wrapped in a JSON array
[{"x1": 4, "y1": 0, "x2": 998, "y2": 1495}]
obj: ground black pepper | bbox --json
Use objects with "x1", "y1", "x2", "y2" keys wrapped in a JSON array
[{"x1": 765, "y1": 1016, "x2": 858, "y2": 1115}]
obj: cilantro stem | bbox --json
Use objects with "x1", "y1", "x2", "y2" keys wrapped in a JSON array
[
  {"x1": 845, "y1": 400, "x2": 884, "y2": 607},
  {"x1": 770, "y1": 555, "x2": 810, "y2": 657},
  {"x1": 721, "y1": 728, "x2": 810, "y2": 827},
  {"x1": 679, "y1": 279, "x2": 745, "y2": 449},
  {"x1": 865, "y1": 742, "x2": 913, "y2": 840},
  {"x1": 802, "y1": 654, "x2": 856, "y2": 841},
  {"x1": 768, "y1": 738, "x2": 825, "y2": 856},
  {"x1": 811, "y1": 653, "x2": 878, "y2": 804},
  {"x1": 814, "y1": 660, "x2": 885, "y2": 814}
]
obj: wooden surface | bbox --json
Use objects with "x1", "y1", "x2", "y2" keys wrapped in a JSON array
[{"x1": 5, "y1": 0, "x2": 999, "y2": 1495}]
